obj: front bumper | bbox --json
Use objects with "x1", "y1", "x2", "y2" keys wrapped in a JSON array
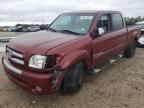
[{"x1": 2, "y1": 56, "x2": 63, "y2": 95}]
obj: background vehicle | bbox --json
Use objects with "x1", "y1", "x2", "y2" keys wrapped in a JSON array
[
  {"x1": 2, "y1": 11, "x2": 141, "y2": 95},
  {"x1": 136, "y1": 21, "x2": 144, "y2": 32},
  {"x1": 10, "y1": 27, "x2": 17, "y2": 32},
  {"x1": 137, "y1": 34, "x2": 144, "y2": 47},
  {"x1": 16, "y1": 26, "x2": 23, "y2": 32},
  {"x1": 136, "y1": 21, "x2": 144, "y2": 47},
  {"x1": 27, "y1": 26, "x2": 41, "y2": 32}
]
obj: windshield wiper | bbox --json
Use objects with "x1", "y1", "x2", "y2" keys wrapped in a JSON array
[
  {"x1": 59, "y1": 30, "x2": 82, "y2": 35},
  {"x1": 48, "y1": 28, "x2": 57, "y2": 32}
]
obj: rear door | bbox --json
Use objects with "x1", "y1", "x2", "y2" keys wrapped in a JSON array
[
  {"x1": 92, "y1": 14, "x2": 115, "y2": 67},
  {"x1": 110, "y1": 13, "x2": 127, "y2": 54}
]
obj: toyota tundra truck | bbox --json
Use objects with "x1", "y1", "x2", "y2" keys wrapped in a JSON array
[{"x1": 2, "y1": 11, "x2": 141, "y2": 95}]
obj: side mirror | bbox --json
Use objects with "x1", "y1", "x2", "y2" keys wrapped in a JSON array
[
  {"x1": 91, "y1": 27, "x2": 105, "y2": 38},
  {"x1": 98, "y1": 28, "x2": 105, "y2": 35}
]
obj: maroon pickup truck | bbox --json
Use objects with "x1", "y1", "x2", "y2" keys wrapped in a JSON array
[{"x1": 2, "y1": 11, "x2": 141, "y2": 95}]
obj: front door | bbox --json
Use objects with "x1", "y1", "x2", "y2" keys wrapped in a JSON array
[{"x1": 92, "y1": 14, "x2": 115, "y2": 67}]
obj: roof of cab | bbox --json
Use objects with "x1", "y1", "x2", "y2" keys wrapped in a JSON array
[{"x1": 63, "y1": 10, "x2": 121, "y2": 14}]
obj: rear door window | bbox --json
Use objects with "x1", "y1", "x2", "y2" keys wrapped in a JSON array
[{"x1": 111, "y1": 14, "x2": 124, "y2": 31}]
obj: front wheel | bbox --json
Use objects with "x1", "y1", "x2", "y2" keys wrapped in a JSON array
[
  {"x1": 62, "y1": 63, "x2": 84, "y2": 93},
  {"x1": 124, "y1": 41, "x2": 136, "y2": 58}
]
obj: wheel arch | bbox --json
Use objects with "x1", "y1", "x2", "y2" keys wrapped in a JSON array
[{"x1": 58, "y1": 50, "x2": 91, "y2": 70}]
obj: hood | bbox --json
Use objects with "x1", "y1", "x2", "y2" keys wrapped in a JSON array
[{"x1": 8, "y1": 31, "x2": 81, "y2": 55}]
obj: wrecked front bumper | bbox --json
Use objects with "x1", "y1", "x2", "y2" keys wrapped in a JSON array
[{"x1": 2, "y1": 56, "x2": 65, "y2": 95}]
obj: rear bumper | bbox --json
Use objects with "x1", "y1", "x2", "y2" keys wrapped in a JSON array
[{"x1": 2, "y1": 56, "x2": 62, "y2": 95}]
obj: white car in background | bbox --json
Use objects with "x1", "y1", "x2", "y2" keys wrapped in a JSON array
[
  {"x1": 27, "y1": 26, "x2": 41, "y2": 32},
  {"x1": 136, "y1": 21, "x2": 144, "y2": 32},
  {"x1": 136, "y1": 21, "x2": 144, "y2": 47}
]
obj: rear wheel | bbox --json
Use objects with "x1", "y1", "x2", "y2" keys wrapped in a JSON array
[
  {"x1": 62, "y1": 63, "x2": 84, "y2": 93},
  {"x1": 124, "y1": 41, "x2": 136, "y2": 58}
]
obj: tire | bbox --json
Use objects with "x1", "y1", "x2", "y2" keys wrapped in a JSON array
[
  {"x1": 62, "y1": 63, "x2": 84, "y2": 93},
  {"x1": 124, "y1": 41, "x2": 136, "y2": 58}
]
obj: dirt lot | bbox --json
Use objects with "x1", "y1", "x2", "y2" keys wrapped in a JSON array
[
  {"x1": 0, "y1": 32, "x2": 29, "y2": 38},
  {"x1": 0, "y1": 32, "x2": 144, "y2": 108}
]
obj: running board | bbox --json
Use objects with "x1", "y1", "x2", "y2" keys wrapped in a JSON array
[{"x1": 90, "y1": 54, "x2": 123, "y2": 75}]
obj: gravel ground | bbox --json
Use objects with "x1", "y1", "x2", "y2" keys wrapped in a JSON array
[
  {"x1": 0, "y1": 32, "x2": 144, "y2": 108},
  {"x1": 1, "y1": 49, "x2": 144, "y2": 108},
  {"x1": 0, "y1": 32, "x2": 29, "y2": 38}
]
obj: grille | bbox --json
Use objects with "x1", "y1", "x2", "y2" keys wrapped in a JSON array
[{"x1": 6, "y1": 47, "x2": 24, "y2": 65}]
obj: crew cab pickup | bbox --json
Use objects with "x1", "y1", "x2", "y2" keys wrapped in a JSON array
[{"x1": 2, "y1": 11, "x2": 141, "y2": 95}]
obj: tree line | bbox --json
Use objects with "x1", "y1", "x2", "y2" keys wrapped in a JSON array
[{"x1": 125, "y1": 16, "x2": 144, "y2": 26}]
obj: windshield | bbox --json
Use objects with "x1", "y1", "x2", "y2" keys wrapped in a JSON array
[{"x1": 49, "y1": 13, "x2": 95, "y2": 35}]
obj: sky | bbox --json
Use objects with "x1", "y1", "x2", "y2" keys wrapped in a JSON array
[{"x1": 0, "y1": 0, "x2": 144, "y2": 26}]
